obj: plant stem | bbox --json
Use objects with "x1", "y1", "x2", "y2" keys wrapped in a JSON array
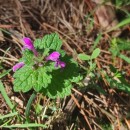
[
  {"x1": 0, "y1": 81, "x2": 14, "y2": 110},
  {"x1": 25, "y1": 91, "x2": 37, "y2": 122}
]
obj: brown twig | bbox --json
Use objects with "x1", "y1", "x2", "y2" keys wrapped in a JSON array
[
  {"x1": 71, "y1": 94, "x2": 93, "y2": 130},
  {"x1": 72, "y1": 88, "x2": 116, "y2": 122},
  {"x1": 24, "y1": 7, "x2": 84, "y2": 53}
]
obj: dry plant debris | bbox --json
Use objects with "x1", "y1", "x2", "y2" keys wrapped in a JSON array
[{"x1": 0, "y1": 0, "x2": 130, "y2": 130}]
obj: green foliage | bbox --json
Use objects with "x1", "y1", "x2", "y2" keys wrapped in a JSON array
[
  {"x1": 119, "y1": 54, "x2": 130, "y2": 64},
  {"x1": 2, "y1": 123, "x2": 47, "y2": 129},
  {"x1": 113, "y1": 0, "x2": 130, "y2": 6},
  {"x1": 0, "y1": 81, "x2": 14, "y2": 110},
  {"x1": 88, "y1": 62, "x2": 96, "y2": 71},
  {"x1": 0, "y1": 69, "x2": 11, "y2": 78},
  {"x1": 78, "y1": 54, "x2": 90, "y2": 61},
  {"x1": 78, "y1": 48, "x2": 100, "y2": 74},
  {"x1": 105, "y1": 65, "x2": 130, "y2": 94},
  {"x1": 14, "y1": 65, "x2": 52, "y2": 92},
  {"x1": 101, "y1": 123, "x2": 112, "y2": 130},
  {"x1": 34, "y1": 104, "x2": 43, "y2": 115},
  {"x1": 91, "y1": 48, "x2": 100, "y2": 59},
  {"x1": 20, "y1": 50, "x2": 34, "y2": 65},
  {"x1": 106, "y1": 17, "x2": 130, "y2": 33},
  {"x1": 110, "y1": 38, "x2": 130, "y2": 63},
  {"x1": 91, "y1": 33, "x2": 102, "y2": 51},
  {"x1": 78, "y1": 48, "x2": 100, "y2": 61},
  {"x1": 106, "y1": 75, "x2": 130, "y2": 94},
  {"x1": 117, "y1": 38, "x2": 130, "y2": 50},
  {"x1": 109, "y1": 38, "x2": 119, "y2": 56},
  {"x1": 13, "y1": 33, "x2": 82, "y2": 99},
  {"x1": 14, "y1": 56, "x2": 81, "y2": 98},
  {"x1": 41, "y1": 56, "x2": 81, "y2": 98},
  {"x1": 0, "y1": 112, "x2": 18, "y2": 120},
  {"x1": 34, "y1": 33, "x2": 62, "y2": 51},
  {"x1": 25, "y1": 92, "x2": 36, "y2": 122}
]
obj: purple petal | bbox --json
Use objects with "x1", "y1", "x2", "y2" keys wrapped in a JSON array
[
  {"x1": 54, "y1": 60, "x2": 66, "y2": 68},
  {"x1": 46, "y1": 52, "x2": 60, "y2": 61},
  {"x1": 32, "y1": 49, "x2": 38, "y2": 56},
  {"x1": 13, "y1": 62, "x2": 24, "y2": 72},
  {"x1": 23, "y1": 37, "x2": 38, "y2": 56},
  {"x1": 54, "y1": 61, "x2": 59, "y2": 67},
  {"x1": 58, "y1": 60, "x2": 66, "y2": 68},
  {"x1": 23, "y1": 37, "x2": 34, "y2": 50}
]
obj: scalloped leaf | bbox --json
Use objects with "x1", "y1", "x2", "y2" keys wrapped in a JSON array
[
  {"x1": 34, "y1": 33, "x2": 62, "y2": 51},
  {"x1": 20, "y1": 50, "x2": 34, "y2": 65},
  {"x1": 41, "y1": 56, "x2": 81, "y2": 98},
  {"x1": 13, "y1": 65, "x2": 52, "y2": 92}
]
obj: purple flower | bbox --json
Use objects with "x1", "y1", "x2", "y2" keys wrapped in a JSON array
[
  {"x1": 23, "y1": 37, "x2": 38, "y2": 56},
  {"x1": 46, "y1": 52, "x2": 60, "y2": 61},
  {"x1": 55, "y1": 60, "x2": 66, "y2": 68},
  {"x1": 46, "y1": 51, "x2": 66, "y2": 68},
  {"x1": 13, "y1": 62, "x2": 25, "y2": 72}
]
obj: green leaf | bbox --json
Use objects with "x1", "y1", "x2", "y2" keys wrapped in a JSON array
[
  {"x1": 35, "y1": 104, "x2": 43, "y2": 115},
  {"x1": 0, "y1": 112, "x2": 18, "y2": 120},
  {"x1": 78, "y1": 54, "x2": 90, "y2": 61},
  {"x1": 106, "y1": 74, "x2": 130, "y2": 94},
  {"x1": 109, "y1": 64, "x2": 117, "y2": 73},
  {"x1": 106, "y1": 17, "x2": 130, "y2": 33},
  {"x1": 34, "y1": 39, "x2": 41, "y2": 49},
  {"x1": 109, "y1": 38, "x2": 119, "y2": 56},
  {"x1": 119, "y1": 54, "x2": 130, "y2": 64},
  {"x1": 41, "y1": 56, "x2": 81, "y2": 99},
  {"x1": 20, "y1": 50, "x2": 34, "y2": 65},
  {"x1": 117, "y1": 38, "x2": 130, "y2": 51},
  {"x1": 91, "y1": 48, "x2": 100, "y2": 59},
  {"x1": 2, "y1": 123, "x2": 47, "y2": 128},
  {"x1": 91, "y1": 33, "x2": 102, "y2": 51},
  {"x1": 71, "y1": 75, "x2": 83, "y2": 83},
  {"x1": 89, "y1": 62, "x2": 96, "y2": 71},
  {"x1": 13, "y1": 65, "x2": 52, "y2": 92},
  {"x1": 95, "y1": 85, "x2": 107, "y2": 95},
  {"x1": 34, "y1": 33, "x2": 62, "y2": 51},
  {"x1": 110, "y1": 79, "x2": 130, "y2": 94},
  {"x1": 0, "y1": 69, "x2": 11, "y2": 78},
  {"x1": 0, "y1": 81, "x2": 14, "y2": 110},
  {"x1": 25, "y1": 92, "x2": 36, "y2": 122}
]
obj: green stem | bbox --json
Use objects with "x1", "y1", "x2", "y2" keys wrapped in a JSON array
[
  {"x1": 0, "y1": 81, "x2": 14, "y2": 110},
  {"x1": 25, "y1": 91, "x2": 37, "y2": 122}
]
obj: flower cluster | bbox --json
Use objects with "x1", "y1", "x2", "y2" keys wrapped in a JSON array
[
  {"x1": 46, "y1": 52, "x2": 66, "y2": 68},
  {"x1": 13, "y1": 37, "x2": 66, "y2": 71}
]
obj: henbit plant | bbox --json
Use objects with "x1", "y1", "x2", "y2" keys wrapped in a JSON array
[{"x1": 13, "y1": 33, "x2": 82, "y2": 99}]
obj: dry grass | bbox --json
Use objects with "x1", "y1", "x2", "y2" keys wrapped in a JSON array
[{"x1": 0, "y1": 0, "x2": 130, "y2": 130}]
